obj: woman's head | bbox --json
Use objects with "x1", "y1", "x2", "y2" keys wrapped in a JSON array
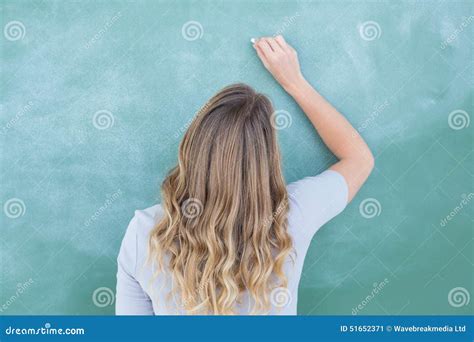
[{"x1": 149, "y1": 83, "x2": 293, "y2": 314}]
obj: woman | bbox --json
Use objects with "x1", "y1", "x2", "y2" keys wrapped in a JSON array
[{"x1": 116, "y1": 36, "x2": 374, "y2": 315}]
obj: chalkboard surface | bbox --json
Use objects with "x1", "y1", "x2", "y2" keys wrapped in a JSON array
[{"x1": 1, "y1": 0, "x2": 472, "y2": 315}]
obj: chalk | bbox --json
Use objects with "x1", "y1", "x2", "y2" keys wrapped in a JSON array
[{"x1": 250, "y1": 38, "x2": 256, "y2": 44}]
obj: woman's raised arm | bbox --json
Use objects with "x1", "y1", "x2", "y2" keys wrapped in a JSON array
[{"x1": 253, "y1": 35, "x2": 374, "y2": 202}]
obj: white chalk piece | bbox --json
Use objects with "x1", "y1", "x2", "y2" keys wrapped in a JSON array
[{"x1": 250, "y1": 38, "x2": 256, "y2": 44}]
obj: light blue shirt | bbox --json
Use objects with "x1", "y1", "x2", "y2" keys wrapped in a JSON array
[{"x1": 116, "y1": 170, "x2": 348, "y2": 315}]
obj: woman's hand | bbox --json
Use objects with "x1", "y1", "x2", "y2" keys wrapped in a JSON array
[{"x1": 253, "y1": 35, "x2": 306, "y2": 94}]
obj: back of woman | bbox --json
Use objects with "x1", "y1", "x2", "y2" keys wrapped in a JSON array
[{"x1": 116, "y1": 36, "x2": 374, "y2": 315}]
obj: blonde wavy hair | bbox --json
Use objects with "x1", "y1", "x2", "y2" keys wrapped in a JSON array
[{"x1": 148, "y1": 83, "x2": 293, "y2": 314}]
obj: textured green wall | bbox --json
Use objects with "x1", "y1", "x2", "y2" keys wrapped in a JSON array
[{"x1": 1, "y1": 0, "x2": 472, "y2": 315}]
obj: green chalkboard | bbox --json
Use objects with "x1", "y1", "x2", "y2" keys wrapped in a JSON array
[{"x1": 1, "y1": 0, "x2": 472, "y2": 315}]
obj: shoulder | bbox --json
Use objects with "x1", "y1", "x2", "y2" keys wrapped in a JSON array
[
  {"x1": 287, "y1": 169, "x2": 348, "y2": 207},
  {"x1": 286, "y1": 170, "x2": 348, "y2": 240},
  {"x1": 287, "y1": 170, "x2": 347, "y2": 198},
  {"x1": 129, "y1": 204, "x2": 164, "y2": 241},
  {"x1": 119, "y1": 204, "x2": 165, "y2": 268}
]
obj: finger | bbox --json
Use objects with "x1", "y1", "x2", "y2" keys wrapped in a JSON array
[
  {"x1": 275, "y1": 35, "x2": 290, "y2": 53},
  {"x1": 276, "y1": 35, "x2": 297, "y2": 55},
  {"x1": 256, "y1": 38, "x2": 274, "y2": 59},
  {"x1": 288, "y1": 43, "x2": 297, "y2": 55},
  {"x1": 255, "y1": 44, "x2": 270, "y2": 69},
  {"x1": 264, "y1": 37, "x2": 283, "y2": 53}
]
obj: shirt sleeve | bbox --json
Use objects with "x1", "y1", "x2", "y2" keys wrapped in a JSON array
[
  {"x1": 287, "y1": 169, "x2": 349, "y2": 240},
  {"x1": 115, "y1": 214, "x2": 155, "y2": 315}
]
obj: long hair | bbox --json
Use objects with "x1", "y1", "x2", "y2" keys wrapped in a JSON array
[{"x1": 148, "y1": 83, "x2": 293, "y2": 314}]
